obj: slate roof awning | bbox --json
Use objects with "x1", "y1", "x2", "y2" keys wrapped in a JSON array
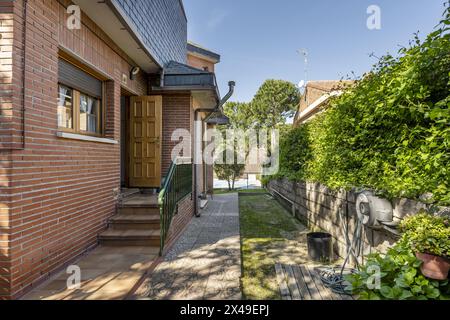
[
  {"x1": 163, "y1": 61, "x2": 218, "y2": 88},
  {"x1": 152, "y1": 61, "x2": 221, "y2": 108}
]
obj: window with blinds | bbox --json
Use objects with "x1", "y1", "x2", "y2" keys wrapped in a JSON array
[{"x1": 57, "y1": 58, "x2": 103, "y2": 135}]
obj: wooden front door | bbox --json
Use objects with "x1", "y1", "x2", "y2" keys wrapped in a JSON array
[{"x1": 129, "y1": 96, "x2": 162, "y2": 188}]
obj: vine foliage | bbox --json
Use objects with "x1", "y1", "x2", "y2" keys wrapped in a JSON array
[{"x1": 269, "y1": 4, "x2": 450, "y2": 205}]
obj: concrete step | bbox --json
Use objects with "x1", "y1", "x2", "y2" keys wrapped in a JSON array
[
  {"x1": 99, "y1": 229, "x2": 160, "y2": 247},
  {"x1": 109, "y1": 214, "x2": 160, "y2": 230},
  {"x1": 118, "y1": 206, "x2": 160, "y2": 216},
  {"x1": 120, "y1": 188, "x2": 141, "y2": 199},
  {"x1": 121, "y1": 195, "x2": 159, "y2": 208},
  {"x1": 119, "y1": 194, "x2": 159, "y2": 216}
]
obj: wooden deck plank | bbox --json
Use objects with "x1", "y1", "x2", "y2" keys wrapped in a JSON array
[
  {"x1": 308, "y1": 265, "x2": 342, "y2": 300},
  {"x1": 292, "y1": 265, "x2": 312, "y2": 300},
  {"x1": 299, "y1": 265, "x2": 322, "y2": 300},
  {"x1": 275, "y1": 264, "x2": 291, "y2": 300},
  {"x1": 276, "y1": 264, "x2": 356, "y2": 301},
  {"x1": 284, "y1": 265, "x2": 302, "y2": 300}
]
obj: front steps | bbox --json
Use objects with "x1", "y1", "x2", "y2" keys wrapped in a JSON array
[{"x1": 99, "y1": 194, "x2": 161, "y2": 247}]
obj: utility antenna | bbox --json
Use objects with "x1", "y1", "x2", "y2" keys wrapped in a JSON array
[{"x1": 297, "y1": 48, "x2": 309, "y2": 95}]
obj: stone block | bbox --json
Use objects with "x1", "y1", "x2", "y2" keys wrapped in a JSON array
[{"x1": 393, "y1": 198, "x2": 427, "y2": 219}]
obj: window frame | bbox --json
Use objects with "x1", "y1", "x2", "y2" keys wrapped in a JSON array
[
  {"x1": 78, "y1": 91, "x2": 103, "y2": 135},
  {"x1": 57, "y1": 84, "x2": 75, "y2": 131},
  {"x1": 57, "y1": 84, "x2": 105, "y2": 137},
  {"x1": 57, "y1": 53, "x2": 107, "y2": 137}
]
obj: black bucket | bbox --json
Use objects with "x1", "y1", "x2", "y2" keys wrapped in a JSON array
[{"x1": 307, "y1": 232, "x2": 333, "y2": 262}]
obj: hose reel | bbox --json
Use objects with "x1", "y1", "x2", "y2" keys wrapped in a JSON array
[
  {"x1": 356, "y1": 191, "x2": 393, "y2": 227},
  {"x1": 319, "y1": 191, "x2": 395, "y2": 295}
]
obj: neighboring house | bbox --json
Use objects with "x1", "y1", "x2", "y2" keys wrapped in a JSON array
[
  {"x1": 293, "y1": 80, "x2": 354, "y2": 126},
  {"x1": 0, "y1": 0, "x2": 227, "y2": 299}
]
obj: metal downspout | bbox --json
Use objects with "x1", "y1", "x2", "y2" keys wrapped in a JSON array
[{"x1": 193, "y1": 81, "x2": 235, "y2": 217}]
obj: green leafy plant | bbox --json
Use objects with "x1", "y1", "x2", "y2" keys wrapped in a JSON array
[
  {"x1": 345, "y1": 243, "x2": 450, "y2": 300},
  {"x1": 399, "y1": 212, "x2": 450, "y2": 257},
  {"x1": 268, "y1": 3, "x2": 450, "y2": 206}
]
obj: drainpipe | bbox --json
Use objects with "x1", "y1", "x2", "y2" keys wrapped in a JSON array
[{"x1": 193, "y1": 81, "x2": 235, "y2": 217}]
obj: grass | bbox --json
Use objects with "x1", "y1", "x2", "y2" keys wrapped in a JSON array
[
  {"x1": 214, "y1": 188, "x2": 266, "y2": 195},
  {"x1": 239, "y1": 193, "x2": 308, "y2": 300}
]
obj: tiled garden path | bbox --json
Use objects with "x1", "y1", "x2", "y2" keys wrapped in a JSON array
[{"x1": 132, "y1": 193, "x2": 242, "y2": 300}]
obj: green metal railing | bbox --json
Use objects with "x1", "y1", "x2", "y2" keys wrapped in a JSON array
[{"x1": 158, "y1": 158, "x2": 193, "y2": 255}]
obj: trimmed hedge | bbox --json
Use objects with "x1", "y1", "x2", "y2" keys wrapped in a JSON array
[{"x1": 268, "y1": 7, "x2": 450, "y2": 205}]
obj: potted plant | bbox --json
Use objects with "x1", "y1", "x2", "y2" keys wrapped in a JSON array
[
  {"x1": 345, "y1": 242, "x2": 450, "y2": 300},
  {"x1": 400, "y1": 212, "x2": 450, "y2": 280}
]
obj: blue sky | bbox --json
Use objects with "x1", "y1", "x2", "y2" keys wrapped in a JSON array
[{"x1": 184, "y1": 0, "x2": 447, "y2": 102}]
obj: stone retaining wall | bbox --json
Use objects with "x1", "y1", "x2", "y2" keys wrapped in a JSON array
[{"x1": 267, "y1": 178, "x2": 447, "y2": 260}]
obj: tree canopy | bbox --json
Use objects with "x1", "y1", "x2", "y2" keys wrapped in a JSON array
[{"x1": 223, "y1": 80, "x2": 300, "y2": 129}]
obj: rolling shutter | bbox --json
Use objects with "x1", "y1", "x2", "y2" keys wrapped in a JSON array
[{"x1": 58, "y1": 58, "x2": 102, "y2": 98}]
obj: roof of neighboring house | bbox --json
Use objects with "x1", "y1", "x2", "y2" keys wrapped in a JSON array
[
  {"x1": 187, "y1": 42, "x2": 221, "y2": 63},
  {"x1": 294, "y1": 80, "x2": 355, "y2": 125},
  {"x1": 302, "y1": 80, "x2": 354, "y2": 103}
]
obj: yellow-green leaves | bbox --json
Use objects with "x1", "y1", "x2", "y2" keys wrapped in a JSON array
[{"x1": 272, "y1": 4, "x2": 450, "y2": 205}]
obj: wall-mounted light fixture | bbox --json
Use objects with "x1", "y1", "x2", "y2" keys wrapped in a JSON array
[{"x1": 130, "y1": 66, "x2": 140, "y2": 80}]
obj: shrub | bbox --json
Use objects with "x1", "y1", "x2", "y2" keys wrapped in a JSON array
[
  {"x1": 399, "y1": 212, "x2": 450, "y2": 257},
  {"x1": 345, "y1": 242, "x2": 450, "y2": 300},
  {"x1": 346, "y1": 211, "x2": 450, "y2": 300},
  {"x1": 270, "y1": 5, "x2": 450, "y2": 205}
]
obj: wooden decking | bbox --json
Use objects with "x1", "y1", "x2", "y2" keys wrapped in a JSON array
[{"x1": 275, "y1": 264, "x2": 354, "y2": 300}]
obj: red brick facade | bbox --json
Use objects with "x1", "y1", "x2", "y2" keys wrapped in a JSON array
[
  {"x1": 0, "y1": 0, "x2": 196, "y2": 299},
  {"x1": 161, "y1": 93, "x2": 193, "y2": 175},
  {"x1": 160, "y1": 93, "x2": 195, "y2": 254},
  {"x1": 0, "y1": 2, "x2": 14, "y2": 298}
]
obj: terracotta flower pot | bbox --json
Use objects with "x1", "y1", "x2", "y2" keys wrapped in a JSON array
[{"x1": 416, "y1": 252, "x2": 450, "y2": 280}]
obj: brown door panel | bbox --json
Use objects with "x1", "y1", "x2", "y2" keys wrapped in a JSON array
[{"x1": 129, "y1": 96, "x2": 162, "y2": 188}]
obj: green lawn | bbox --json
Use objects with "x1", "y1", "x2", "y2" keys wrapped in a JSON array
[
  {"x1": 213, "y1": 188, "x2": 266, "y2": 195},
  {"x1": 239, "y1": 193, "x2": 309, "y2": 300}
]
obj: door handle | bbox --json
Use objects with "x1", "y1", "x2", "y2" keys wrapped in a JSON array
[{"x1": 151, "y1": 137, "x2": 160, "y2": 145}]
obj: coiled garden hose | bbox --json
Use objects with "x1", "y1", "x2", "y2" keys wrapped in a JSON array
[{"x1": 318, "y1": 207, "x2": 364, "y2": 295}]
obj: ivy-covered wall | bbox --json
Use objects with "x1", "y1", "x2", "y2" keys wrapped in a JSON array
[{"x1": 268, "y1": 10, "x2": 450, "y2": 206}]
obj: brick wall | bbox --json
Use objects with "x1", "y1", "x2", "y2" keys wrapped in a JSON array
[
  {"x1": 0, "y1": 1, "x2": 21, "y2": 150},
  {"x1": 161, "y1": 93, "x2": 192, "y2": 176},
  {"x1": 0, "y1": 1, "x2": 14, "y2": 298},
  {"x1": 160, "y1": 93, "x2": 195, "y2": 252},
  {"x1": 0, "y1": 0, "x2": 149, "y2": 299},
  {"x1": 267, "y1": 179, "x2": 448, "y2": 261}
]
